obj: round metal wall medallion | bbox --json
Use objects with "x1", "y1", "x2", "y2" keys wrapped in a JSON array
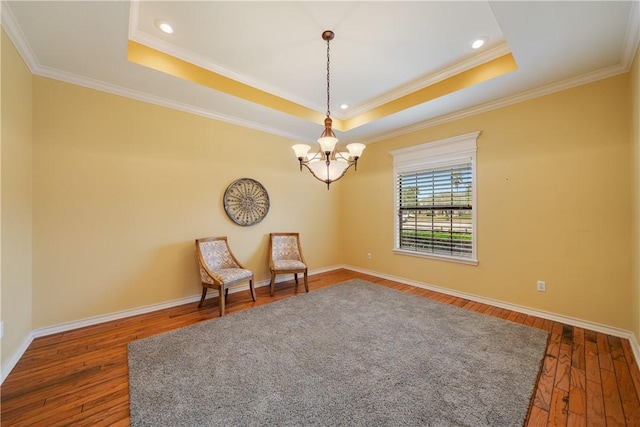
[{"x1": 223, "y1": 178, "x2": 270, "y2": 226}]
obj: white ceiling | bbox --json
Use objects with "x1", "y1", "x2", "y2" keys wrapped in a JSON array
[{"x1": 2, "y1": 1, "x2": 639, "y2": 145}]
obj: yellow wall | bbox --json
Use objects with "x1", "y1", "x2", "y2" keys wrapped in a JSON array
[
  {"x1": 1, "y1": 31, "x2": 33, "y2": 367},
  {"x1": 632, "y1": 45, "x2": 640, "y2": 342},
  {"x1": 1, "y1": 29, "x2": 638, "y2": 371},
  {"x1": 342, "y1": 74, "x2": 633, "y2": 330},
  {"x1": 32, "y1": 76, "x2": 342, "y2": 328}
]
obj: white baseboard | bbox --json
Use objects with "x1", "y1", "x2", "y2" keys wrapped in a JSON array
[
  {"x1": 344, "y1": 264, "x2": 640, "y2": 366},
  {"x1": 29, "y1": 266, "x2": 340, "y2": 339},
  {"x1": 1, "y1": 332, "x2": 36, "y2": 384},
  {"x1": 0, "y1": 265, "x2": 341, "y2": 384},
  {"x1": 2, "y1": 263, "x2": 639, "y2": 384}
]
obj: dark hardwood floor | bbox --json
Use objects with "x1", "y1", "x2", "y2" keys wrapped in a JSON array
[{"x1": 2, "y1": 269, "x2": 639, "y2": 426}]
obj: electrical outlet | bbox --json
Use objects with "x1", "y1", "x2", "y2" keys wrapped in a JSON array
[
  {"x1": 536, "y1": 281, "x2": 546, "y2": 292},
  {"x1": 367, "y1": 252, "x2": 372, "y2": 260}
]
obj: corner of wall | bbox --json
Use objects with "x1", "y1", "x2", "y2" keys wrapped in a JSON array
[
  {"x1": 631, "y1": 43, "x2": 640, "y2": 346},
  {"x1": 1, "y1": 28, "x2": 34, "y2": 383}
]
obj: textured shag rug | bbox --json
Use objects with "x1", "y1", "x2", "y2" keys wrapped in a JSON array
[{"x1": 128, "y1": 279, "x2": 548, "y2": 426}]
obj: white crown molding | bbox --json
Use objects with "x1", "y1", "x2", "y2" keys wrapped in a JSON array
[
  {"x1": 127, "y1": 0, "x2": 140, "y2": 40},
  {"x1": 126, "y1": 0, "x2": 514, "y2": 122},
  {"x1": 127, "y1": 15, "x2": 510, "y2": 121},
  {"x1": 2, "y1": 0, "x2": 301, "y2": 142},
  {"x1": 4, "y1": 0, "x2": 639, "y2": 149},
  {"x1": 0, "y1": 0, "x2": 309, "y2": 142},
  {"x1": 346, "y1": 42, "x2": 512, "y2": 118},
  {"x1": 361, "y1": 2, "x2": 640, "y2": 145},
  {"x1": 128, "y1": 1, "x2": 324, "y2": 114},
  {"x1": 621, "y1": 0, "x2": 640, "y2": 72},
  {"x1": 362, "y1": 61, "x2": 630, "y2": 145},
  {"x1": 34, "y1": 64, "x2": 310, "y2": 143},
  {"x1": 129, "y1": 31, "x2": 327, "y2": 115},
  {"x1": 0, "y1": 0, "x2": 39, "y2": 72}
]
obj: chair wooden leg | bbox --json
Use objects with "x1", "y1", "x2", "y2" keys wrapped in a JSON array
[
  {"x1": 219, "y1": 286, "x2": 225, "y2": 316},
  {"x1": 249, "y1": 279, "x2": 256, "y2": 301},
  {"x1": 198, "y1": 287, "x2": 207, "y2": 308},
  {"x1": 270, "y1": 271, "x2": 276, "y2": 296},
  {"x1": 303, "y1": 270, "x2": 309, "y2": 293}
]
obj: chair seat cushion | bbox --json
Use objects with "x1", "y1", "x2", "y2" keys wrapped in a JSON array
[
  {"x1": 202, "y1": 268, "x2": 253, "y2": 285},
  {"x1": 273, "y1": 260, "x2": 306, "y2": 271}
]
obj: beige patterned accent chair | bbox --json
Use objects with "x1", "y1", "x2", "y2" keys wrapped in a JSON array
[
  {"x1": 195, "y1": 236, "x2": 256, "y2": 316},
  {"x1": 268, "y1": 232, "x2": 308, "y2": 296}
]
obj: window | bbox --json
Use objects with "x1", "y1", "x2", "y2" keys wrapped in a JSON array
[{"x1": 390, "y1": 132, "x2": 478, "y2": 264}]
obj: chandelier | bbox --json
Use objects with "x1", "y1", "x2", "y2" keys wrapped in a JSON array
[{"x1": 292, "y1": 30, "x2": 365, "y2": 190}]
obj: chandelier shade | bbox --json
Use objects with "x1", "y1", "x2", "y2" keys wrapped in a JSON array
[{"x1": 292, "y1": 30, "x2": 365, "y2": 189}]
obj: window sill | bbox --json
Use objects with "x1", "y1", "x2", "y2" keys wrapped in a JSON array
[{"x1": 393, "y1": 249, "x2": 479, "y2": 266}]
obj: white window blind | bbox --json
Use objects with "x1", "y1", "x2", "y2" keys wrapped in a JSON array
[
  {"x1": 391, "y1": 132, "x2": 478, "y2": 264},
  {"x1": 397, "y1": 163, "x2": 473, "y2": 257}
]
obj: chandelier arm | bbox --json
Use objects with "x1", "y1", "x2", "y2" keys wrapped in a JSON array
[
  {"x1": 298, "y1": 160, "x2": 312, "y2": 174},
  {"x1": 298, "y1": 157, "x2": 357, "y2": 189},
  {"x1": 298, "y1": 161, "x2": 331, "y2": 186},
  {"x1": 322, "y1": 162, "x2": 355, "y2": 187}
]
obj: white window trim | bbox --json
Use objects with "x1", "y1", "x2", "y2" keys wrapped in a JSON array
[{"x1": 390, "y1": 131, "x2": 479, "y2": 265}]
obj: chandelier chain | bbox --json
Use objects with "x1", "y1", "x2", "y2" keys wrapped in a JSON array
[{"x1": 326, "y1": 37, "x2": 331, "y2": 118}]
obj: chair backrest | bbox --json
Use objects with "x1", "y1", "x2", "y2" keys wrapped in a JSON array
[
  {"x1": 270, "y1": 233, "x2": 304, "y2": 262},
  {"x1": 196, "y1": 237, "x2": 241, "y2": 272}
]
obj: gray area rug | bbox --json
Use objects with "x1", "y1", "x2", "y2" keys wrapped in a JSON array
[{"x1": 128, "y1": 279, "x2": 549, "y2": 426}]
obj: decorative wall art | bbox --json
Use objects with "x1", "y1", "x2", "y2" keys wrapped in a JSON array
[{"x1": 223, "y1": 178, "x2": 270, "y2": 226}]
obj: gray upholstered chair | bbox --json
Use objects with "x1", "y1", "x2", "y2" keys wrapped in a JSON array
[
  {"x1": 268, "y1": 232, "x2": 308, "y2": 296},
  {"x1": 195, "y1": 236, "x2": 256, "y2": 316}
]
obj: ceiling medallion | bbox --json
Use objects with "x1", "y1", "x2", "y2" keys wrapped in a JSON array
[
  {"x1": 223, "y1": 178, "x2": 270, "y2": 226},
  {"x1": 292, "y1": 30, "x2": 366, "y2": 190}
]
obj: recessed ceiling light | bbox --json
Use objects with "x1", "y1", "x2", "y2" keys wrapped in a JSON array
[
  {"x1": 470, "y1": 37, "x2": 488, "y2": 49},
  {"x1": 340, "y1": 104, "x2": 349, "y2": 110},
  {"x1": 155, "y1": 19, "x2": 173, "y2": 34}
]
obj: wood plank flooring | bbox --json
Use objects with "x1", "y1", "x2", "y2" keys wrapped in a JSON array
[{"x1": 2, "y1": 269, "x2": 639, "y2": 426}]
